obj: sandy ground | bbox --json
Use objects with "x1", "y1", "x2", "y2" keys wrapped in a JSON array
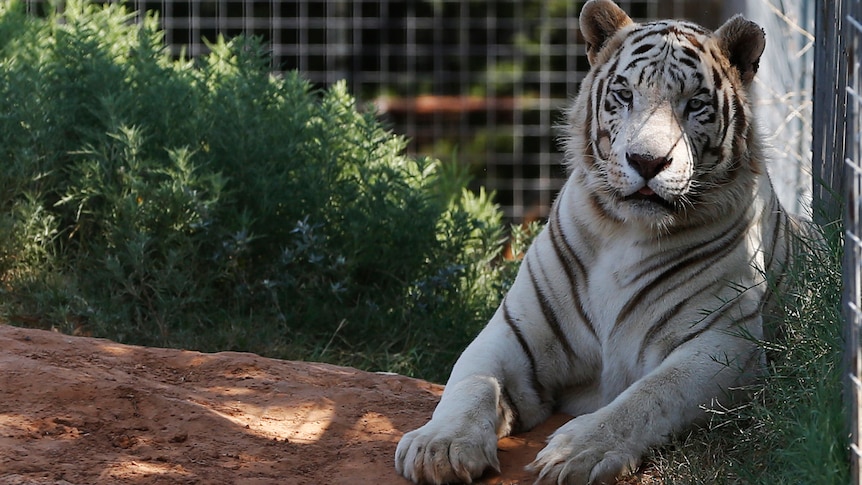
[{"x1": 0, "y1": 324, "x2": 605, "y2": 485}]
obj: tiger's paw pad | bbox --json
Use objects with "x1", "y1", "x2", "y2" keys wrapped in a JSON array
[{"x1": 395, "y1": 420, "x2": 499, "y2": 485}]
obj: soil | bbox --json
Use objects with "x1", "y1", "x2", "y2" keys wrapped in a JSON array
[{"x1": 0, "y1": 324, "x2": 657, "y2": 485}]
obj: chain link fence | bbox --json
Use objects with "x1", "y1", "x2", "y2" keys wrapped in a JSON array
[
  {"x1": 24, "y1": 0, "x2": 814, "y2": 222},
  {"x1": 29, "y1": 0, "x2": 732, "y2": 223},
  {"x1": 812, "y1": 0, "x2": 861, "y2": 481},
  {"x1": 840, "y1": 0, "x2": 862, "y2": 481}
]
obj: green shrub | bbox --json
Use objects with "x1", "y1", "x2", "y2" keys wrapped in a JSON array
[{"x1": 0, "y1": 0, "x2": 524, "y2": 382}]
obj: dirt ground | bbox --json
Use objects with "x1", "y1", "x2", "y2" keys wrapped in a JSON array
[{"x1": 0, "y1": 324, "x2": 658, "y2": 485}]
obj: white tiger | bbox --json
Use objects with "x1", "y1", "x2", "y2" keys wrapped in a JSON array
[{"x1": 395, "y1": 0, "x2": 803, "y2": 483}]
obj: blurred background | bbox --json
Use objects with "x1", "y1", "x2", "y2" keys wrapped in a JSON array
[{"x1": 25, "y1": 0, "x2": 816, "y2": 223}]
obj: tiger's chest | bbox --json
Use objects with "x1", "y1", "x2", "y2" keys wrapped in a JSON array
[
  {"x1": 577, "y1": 225, "x2": 760, "y2": 375},
  {"x1": 584, "y1": 240, "x2": 650, "y2": 341}
]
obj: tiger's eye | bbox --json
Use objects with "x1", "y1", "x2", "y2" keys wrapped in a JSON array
[
  {"x1": 686, "y1": 98, "x2": 705, "y2": 111},
  {"x1": 616, "y1": 89, "x2": 633, "y2": 104}
]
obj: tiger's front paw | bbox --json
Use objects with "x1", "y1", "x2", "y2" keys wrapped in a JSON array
[
  {"x1": 395, "y1": 417, "x2": 499, "y2": 484},
  {"x1": 527, "y1": 415, "x2": 640, "y2": 485}
]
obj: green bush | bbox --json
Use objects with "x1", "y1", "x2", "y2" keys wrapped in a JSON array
[{"x1": 0, "y1": 0, "x2": 525, "y2": 382}]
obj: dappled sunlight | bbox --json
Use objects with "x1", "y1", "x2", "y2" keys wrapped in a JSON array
[
  {"x1": 94, "y1": 341, "x2": 138, "y2": 356},
  {"x1": 199, "y1": 385, "x2": 260, "y2": 398},
  {"x1": 0, "y1": 413, "x2": 84, "y2": 442},
  {"x1": 0, "y1": 323, "x2": 445, "y2": 484},
  {"x1": 257, "y1": 401, "x2": 337, "y2": 444},
  {"x1": 188, "y1": 395, "x2": 338, "y2": 444},
  {"x1": 0, "y1": 414, "x2": 33, "y2": 435},
  {"x1": 346, "y1": 410, "x2": 399, "y2": 443},
  {"x1": 176, "y1": 355, "x2": 215, "y2": 368},
  {"x1": 99, "y1": 459, "x2": 194, "y2": 481}
]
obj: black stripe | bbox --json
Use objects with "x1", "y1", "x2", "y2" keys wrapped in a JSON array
[
  {"x1": 762, "y1": 204, "x2": 792, "y2": 307},
  {"x1": 589, "y1": 191, "x2": 623, "y2": 223},
  {"x1": 636, "y1": 276, "x2": 724, "y2": 363},
  {"x1": 719, "y1": 91, "x2": 731, "y2": 148},
  {"x1": 614, "y1": 213, "x2": 753, "y2": 336},
  {"x1": 678, "y1": 56, "x2": 699, "y2": 71},
  {"x1": 712, "y1": 66, "x2": 723, "y2": 90},
  {"x1": 630, "y1": 27, "x2": 668, "y2": 46},
  {"x1": 501, "y1": 387, "x2": 522, "y2": 432},
  {"x1": 594, "y1": 76, "x2": 606, "y2": 142},
  {"x1": 762, "y1": 195, "x2": 784, "y2": 276},
  {"x1": 621, "y1": 208, "x2": 751, "y2": 294},
  {"x1": 667, "y1": 305, "x2": 761, "y2": 360},
  {"x1": 604, "y1": 55, "x2": 621, "y2": 83},
  {"x1": 549, "y1": 200, "x2": 599, "y2": 340},
  {"x1": 525, "y1": 257, "x2": 578, "y2": 360},
  {"x1": 637, "y1": 300, "x2": 686, "y2": 364},
  {"x1": 682, "y1": 32, "x2": 704, "y2": 50},
  {"x1": 683, "y1": 23, "x2": 710, "y2": 35},
  {"x1": 626, "y1": 55, "x2": 654, "y2": 70},
  {"x1": 637, "y1": 63, "x2": 651, "y2": 86},
  {"x1": 680, "y1": 45, "x2": 701, "y2": 61},
  {"x1": 502, "y1": 298, "x2": 545, "y2": 402},
  {"x1": 631, "y1": 43, "x2": 653, "y2": 56},
  {"x1": 731, "y1": 94, "x2": 747, "y2": 157},
  {"x1": 583, "y1": 81, "x2": 594, "y2": 166}
]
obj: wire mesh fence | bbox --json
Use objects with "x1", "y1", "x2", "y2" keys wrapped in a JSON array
[
  {"x1": 814, "y1": 1, "x2": 850, "y2": 226},
  {"x1": 811, "y1": 0, "x2": 861, "y2": 481},
  {"x1": 25, "y1": 1, "x2": 814, "y2": 223},
  {"x1": 29, "y1": 0, "x2": 737, "y2": 223},
  {"x1": 842, "y1": 0, "x2": 862, "y2": 481}
]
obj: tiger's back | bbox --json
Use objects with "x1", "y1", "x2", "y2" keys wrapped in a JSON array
[{"x1": 395, "y1": 1, "x2": 802, "y2": 484}]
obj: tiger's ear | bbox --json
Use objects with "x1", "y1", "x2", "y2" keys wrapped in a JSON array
[
  {"x1": 579, "y1": 0, "x2": 633, "y2": 65},
  {"x1": 715, "y1": 15, "x2": 765, "y2": 85}
]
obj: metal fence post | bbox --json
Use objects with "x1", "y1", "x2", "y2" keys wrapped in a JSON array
[
  {"x1": 844, "y1": 0, "x2": 862, "y2": 481},
  {"x1": 813, "y1": 0, "x2": 848, "y2": 226},
  {"x1": 816, "y1": 0, "x2": 862, "y2": 481}
]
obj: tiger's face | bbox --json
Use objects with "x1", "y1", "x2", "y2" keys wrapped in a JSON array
[{"x1": 565, "y1": 3, "x2": 766, "y2": 231}]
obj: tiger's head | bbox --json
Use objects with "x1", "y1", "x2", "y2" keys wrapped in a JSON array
[{"x1": 563, "y1": 0, "x2": 766, "y2": 232}]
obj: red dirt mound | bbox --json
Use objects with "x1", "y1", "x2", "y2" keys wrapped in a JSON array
[{"x1": 0, "y1": 324, "x2": 593, "y2": 485}]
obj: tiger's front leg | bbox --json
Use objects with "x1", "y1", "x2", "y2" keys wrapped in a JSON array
[
  {"x1": 394, "y1": 374, "x2": 504, "y2": 484},
  {"x1": 395, "y1": 310, "x2": 557, "y2": 484},
  {"x1": 528, "y1": 333, "x2": 760, "y2": 485}
]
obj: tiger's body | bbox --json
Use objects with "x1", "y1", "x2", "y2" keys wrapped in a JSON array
[{"x1": 395, "y1": 1, "x2": 801, "y2": 484}]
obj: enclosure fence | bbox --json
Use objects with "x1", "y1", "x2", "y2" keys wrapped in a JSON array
[
  {"x1": 25, "y1": 1, "x2": 811, "y2": 222},
  {"x1": 27, "y1": 0, "x2": 726, "y2": 223},
  {"x1": 813, "y1": 0, "x2": 862, "y2": 482},
  {"x1": 840, "y1": 0, "x2": 862, "y2": 481}
]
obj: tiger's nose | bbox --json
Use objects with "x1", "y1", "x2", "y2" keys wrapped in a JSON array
[{"x1": 627, "y1": 153, "x2": 671, "y2": 180}]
